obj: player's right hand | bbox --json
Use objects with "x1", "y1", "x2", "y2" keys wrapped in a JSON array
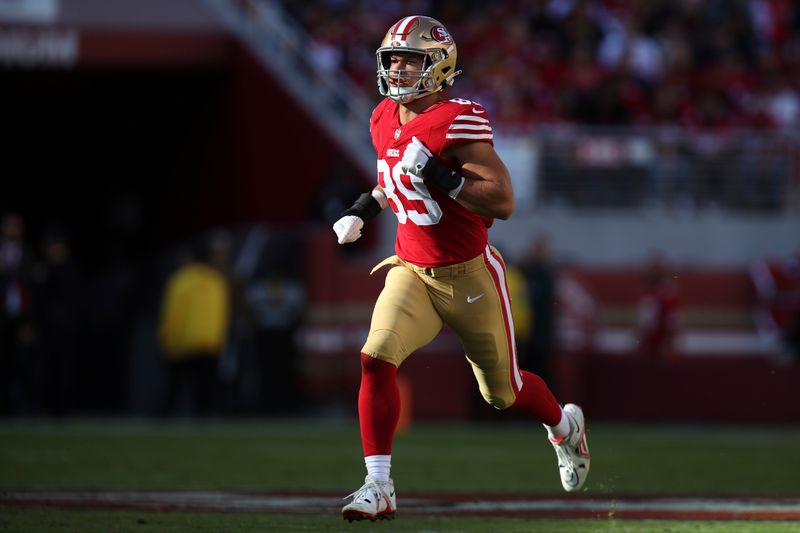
[{"x1": 333, "y1": 215, "x2": 364, "y2": 244}]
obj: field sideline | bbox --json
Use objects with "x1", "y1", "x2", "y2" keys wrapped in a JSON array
[
  {"x1": 1, "y1": 418, "x2": 799, "y2": 532},
  {"x1": 4, "y1": 489, "x2": 800, "y2": 520}
]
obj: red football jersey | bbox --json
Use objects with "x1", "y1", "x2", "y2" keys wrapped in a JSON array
[{"x1": 370, "y1": 97, "x2": 495, "y2": 267}]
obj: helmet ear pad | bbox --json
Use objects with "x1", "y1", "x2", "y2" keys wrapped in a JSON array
[{"x1": 420, "y1": 54, "x2": 437, "y2": 91}]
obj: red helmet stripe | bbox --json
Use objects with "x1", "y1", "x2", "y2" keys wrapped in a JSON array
[{"x1": 391, "y1": 16, "x2": 419, "y2": 41}]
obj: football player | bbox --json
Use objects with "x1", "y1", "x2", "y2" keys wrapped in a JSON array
[{"x1": 333, "y1": 16, "x2": 591, "y2": 522}]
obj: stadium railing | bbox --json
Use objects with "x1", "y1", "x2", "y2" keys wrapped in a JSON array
[
  {"x1": 494, "y1": 124, "x2": 800, "y2": 214},
  {"x1": 203, "y1": 0, "x2": 376, "y2": 176}
]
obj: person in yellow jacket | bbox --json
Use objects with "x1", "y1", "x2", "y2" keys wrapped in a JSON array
[{"x1": 158, "y1": 234, "x2": 231, "y2": 416}]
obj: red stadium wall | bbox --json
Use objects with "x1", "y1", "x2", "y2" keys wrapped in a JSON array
[
  {"x1": 554, "y1": 353, "x2": 800, "y2": 423},
  {"x1": 551, "y1": 267, "x2": 800, "y2": 423},
  {"x1": 166, "y1": 42, "x2": 372, "y2": 238}
]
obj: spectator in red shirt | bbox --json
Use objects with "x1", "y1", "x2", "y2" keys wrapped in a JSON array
[{"x1": 637, "y1": 252, "x2": 680, "y2": 359}]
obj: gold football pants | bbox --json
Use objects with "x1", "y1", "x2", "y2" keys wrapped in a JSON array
[{"x1": 362, "y1": 245, "x2": 523, "y2": 409}]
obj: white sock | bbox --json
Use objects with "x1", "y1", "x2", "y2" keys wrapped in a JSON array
[
  {"x1": 544, "y1": 408, "x2": 571, "y2": 440},
  {"x1": 364, "y1": 455, "x2": 391, "y2": 482}
]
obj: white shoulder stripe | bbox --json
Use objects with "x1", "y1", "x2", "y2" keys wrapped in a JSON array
[
  {"x1": 446, "y1": 133, "x2": 494, "y2": 139},
  {"x1": 449, "y1": 123, "x2": 492, "y2": 131},
  {"x1": 454, "y1": 115, "x2": 490, "y2": 123}
]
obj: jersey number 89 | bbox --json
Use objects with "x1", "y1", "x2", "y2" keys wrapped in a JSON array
[{"x1": 378, "y1": 159, "x2": 442, "y2": 226}]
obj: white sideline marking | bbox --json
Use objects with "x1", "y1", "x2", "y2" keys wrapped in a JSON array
[{"x1": 3, "y1": 491, "x2": 800, "y2": 518}]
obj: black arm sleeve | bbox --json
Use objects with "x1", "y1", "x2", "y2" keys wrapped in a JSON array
[
  {"x1": 422, "y1": 157, "x2": 464, "y2": 192},
  {"x1": 341, "y1": 192, "x2": 383, "y2": 221}
]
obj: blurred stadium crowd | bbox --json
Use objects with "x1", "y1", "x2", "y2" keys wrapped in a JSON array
[{"x1": 275, "y1": 0, "x2": 800, "y2": 129}]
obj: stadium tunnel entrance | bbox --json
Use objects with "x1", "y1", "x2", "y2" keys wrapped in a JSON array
[{"x1": 1, "y1": 3, "x2": 371, "y2": 415}]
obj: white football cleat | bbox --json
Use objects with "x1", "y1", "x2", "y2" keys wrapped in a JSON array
[
  {"x1": 550, "y1": 403, "x2": 591, "y2": 492},
  {"x1": 342, "y1": 475, "x2": 396, "y2": 522}
]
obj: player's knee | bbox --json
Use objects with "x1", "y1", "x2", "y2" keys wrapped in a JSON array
[
  {"x1": 362, "y1": 329, "x2": 403, "y2": 367},
  {"x1": 361, "y1": 352, "x2": 396, "y2": 372},
  {"x1": 481, "y1": 390, "x2": 514, "y2": 410}
]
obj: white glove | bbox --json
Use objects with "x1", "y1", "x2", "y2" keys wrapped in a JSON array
[
  {"x1": 333, "y1": 215, "x2": 364, "y2": 244},
  {"x1": 400, "y1": 136, "x2": 433, "y2": 177}
]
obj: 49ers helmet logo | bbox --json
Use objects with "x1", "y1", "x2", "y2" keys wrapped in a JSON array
[{"x1": 431, "y1": 26, "x2": 451, "y2": 43}]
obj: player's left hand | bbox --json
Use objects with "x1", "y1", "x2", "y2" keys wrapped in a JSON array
[{"x1": 400, "y1": 136, "x2": 433, "y2": 177}]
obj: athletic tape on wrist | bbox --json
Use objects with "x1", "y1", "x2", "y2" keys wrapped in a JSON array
[{"x1": 371, "y1": 189, "x2": 389, "y2": 209}]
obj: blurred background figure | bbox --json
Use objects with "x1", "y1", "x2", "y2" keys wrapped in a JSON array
[
  {"x1": 0, "y1": 213, "x2": 33, "y2": 414},
  {"x1": 307, "y1": 163, "x2": 371, "y2": 258},
  {"x1": 786, "y1": 302, "x2": 800, "y2": 361},
  {"x1": 308, "y1": 161, "x2": 365, "y2": 228},
  {"x1": 644, "y1": 136, "x2": 693, "y2": 211},
  {"x1": 20, "y1": 223, "x2": 81, "y2": 416},
  {"x1": 750, "y1": 250, "x2": 800, "y2": 363},
  {"x1": 158, "y1": 232, "x2": 232, "y2": 417},
  {"x1": 502, "y1": 248, "x2": 533, "y2": 371},
  {"x1": 518, "y1": 235, "x2": 558, "y2": 383},
  {"x1": 636, "y1": 252, "x2": 680, "y2": 359},
  {"x1": 244, "y1": 258, "x2": 305, "y2": 414}
]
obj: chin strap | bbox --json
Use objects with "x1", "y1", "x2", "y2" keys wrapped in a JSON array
[
  {"x1": 444, "y1": 69, "x2": 462, "y2": 87},
  {"x1": 388, "y1": 70, "x2": 459, "y2": 104}
]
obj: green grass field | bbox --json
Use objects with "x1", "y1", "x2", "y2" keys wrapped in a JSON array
[{"x1": 1, "y1": 418, "x2": 799, "y2": 532}]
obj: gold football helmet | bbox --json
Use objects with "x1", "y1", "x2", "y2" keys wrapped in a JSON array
[{"x1": 376, "y1": 16, "x2": 461, "y2": 104}]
